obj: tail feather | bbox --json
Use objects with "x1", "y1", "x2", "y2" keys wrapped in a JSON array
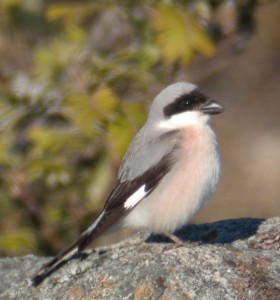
[
  {"x1": 32, "y1": 233, "x2": 87, "y2": 285},
  {"x1": 32, "y1": 212, "x2": 106, "y2": 285}
]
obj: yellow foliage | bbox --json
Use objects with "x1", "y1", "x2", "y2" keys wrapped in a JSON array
[
  {"x1": 0, "y1": 0, "x2": 21, "y2": 10},
  {"x1": 122, "y1": 101, "x2": 147, "y2": 131},
  {"x1": 28, "y1": 127, "x2": 78, "y2": 155},
  {"x1": 106, "y1": 101, "x2": 146, "y2": 161},
  {"x1": 106, "y1": 117, "x2": 135, "y2": 161},
  {"x1": 45, "y1": 202, "x2": 65, "y2": 223},
  {"x1": 0, "y1": 0, "x2": 40, "y2": 13},
  {"x1": 0, "y1": 228, "x2": 35, "y2": 255},
  {"x1": 0, "y1": 134, "x2": 13, "y2": 164},
  {"x1": 35, "y1": 39, "x2": 81, "y2": 81},
  {"x1": 0, "y1": 0, "x2": 223, "y2": 256},
  {"x1": 27, "y1": 157, "x2": 73, "y2": 187},
  {"x1": 46, "y1": 3, "x2": 99, "y2": 24},
  {"x1": 65, "y1": 93, "x2": 99, "y2": 137},
  {"x1": 90, "y1": 87, "x2": 118, "y2": 119},
  {"x1": 65, "y1": 87, "x2": 119, "y2": 137},
  {"x1": 65, "y1": 24, "x2": 87, "y2": 43},
  {"x1": 86, "y1": 156, "x2": 112, "y2": 211},
  {"x1": 0, "y1": 101, "x2": 25, "y2": 131},
  {"x1": 152, "y1": 4, "x2": 215, "y2": 65}
]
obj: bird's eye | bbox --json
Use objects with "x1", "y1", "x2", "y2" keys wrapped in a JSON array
[
  {"x1": 164, "y1": 90, "x2": 208, "y2": 118},
  {"x1": 181, "y1": 99, "x2": 192, "y2": 107}
]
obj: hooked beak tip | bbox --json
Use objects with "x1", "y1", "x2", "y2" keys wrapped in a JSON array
[{"x1": 200, "y1": 100, "x2": 224, "y2": 115}]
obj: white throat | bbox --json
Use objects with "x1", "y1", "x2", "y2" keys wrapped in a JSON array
[{"x1": 158, "y1": 111, "x2": 210, "y2": 130}]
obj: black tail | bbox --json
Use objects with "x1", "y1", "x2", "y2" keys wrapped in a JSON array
[
  {"x1": 32, "y1": 211, "x2": 106, "y2": 285},
  {"x1": 32, "y1": 232, "x2": 91, "y2": 285}
]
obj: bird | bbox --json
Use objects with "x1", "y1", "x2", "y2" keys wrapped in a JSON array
[{"x1": 32, "y1": 82, "x2": 224, "y2": 284}]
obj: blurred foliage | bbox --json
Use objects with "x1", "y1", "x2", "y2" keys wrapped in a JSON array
[
  {"x1": 0, "y1": 0, "x2": 258, "y2": 256},
  {"x1": 153, "y1": 3, "x2": 215, "y2": 64}
]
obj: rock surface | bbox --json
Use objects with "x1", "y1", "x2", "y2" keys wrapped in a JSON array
[{"x1": 1, "y1": 217, "x2": 280, "y2": 300}]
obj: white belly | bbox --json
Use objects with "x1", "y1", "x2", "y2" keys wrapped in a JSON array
[{"x1": 122, "y1": 126, "x2": 220, "y2": 233}]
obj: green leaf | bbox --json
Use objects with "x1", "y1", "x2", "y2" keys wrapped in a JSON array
[{"x1": 152, "y1": 4, "x2": 215, "y2": 65}]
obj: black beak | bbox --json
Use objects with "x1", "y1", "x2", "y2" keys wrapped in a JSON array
[{"x1": 200, "y1": 100, "x2": 224, "y2": 115}]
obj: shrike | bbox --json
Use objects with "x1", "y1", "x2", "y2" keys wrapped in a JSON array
[{"x1": 33, "y1": 82, "x2": 224, "y2": 283}]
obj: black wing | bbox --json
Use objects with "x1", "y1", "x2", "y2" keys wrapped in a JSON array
[
  {"x1": 32, "y1": 151, "x2": 175, "y2": 284},
  {"x1": 107, "y1": 151, "x2": 174, "y2": 218},
  {"x1": 79, "y1": 150, "x2": 175, "y2": 247}
]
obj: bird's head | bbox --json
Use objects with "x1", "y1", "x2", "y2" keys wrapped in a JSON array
[{"x1": 148, "y1": 82, "x2": 224, "y2": 130}]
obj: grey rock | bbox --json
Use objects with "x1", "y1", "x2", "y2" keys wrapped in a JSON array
[{"x1": 1, "y1": 217, "x2": 280, "y2": 300}]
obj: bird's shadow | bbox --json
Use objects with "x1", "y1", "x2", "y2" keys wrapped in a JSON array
[
  {"x1": 146, "y1": 218, "x2": 265, "y2": 245},
  {"x1": 33, "y1": 218, "x2": 264, "y2": 286}
]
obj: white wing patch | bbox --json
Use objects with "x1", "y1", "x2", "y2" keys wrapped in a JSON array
[{"x1": 124, "y1": 185, "x2": 147, "y2": 210}]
